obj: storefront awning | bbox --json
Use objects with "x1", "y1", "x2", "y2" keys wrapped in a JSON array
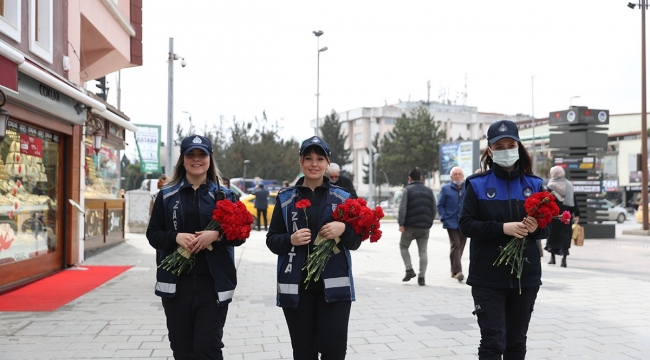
[{"x1": 0, "y1": 41, "x2": 138, "y2": 133}]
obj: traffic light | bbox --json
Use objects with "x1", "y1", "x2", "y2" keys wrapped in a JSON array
[{"x1": 95, "y1": 76, "x2": 108, "y2": 100}]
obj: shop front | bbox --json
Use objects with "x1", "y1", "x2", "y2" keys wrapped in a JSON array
[
  {"x1": 0, "y1": 72, "x2": 84, "y2": 292},
  {"x1": 83, "y1": 104, "x2": 128, "y2": 252}
]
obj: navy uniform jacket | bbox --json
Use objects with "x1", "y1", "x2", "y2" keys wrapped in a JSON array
[
  {"x1": 459, "y1": 164, "x2": 550, "y2": 289},
  {"x1": 266, "y1": 177, "x2": 361, "y2": 308},
  {"x1": 147, "y1": 179, "x2": 245, "y2": 304}
]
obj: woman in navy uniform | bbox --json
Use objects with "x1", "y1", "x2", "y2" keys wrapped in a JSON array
[
  {"x1": 266, "y1": 136, "x2": 361, "y2": 360},
  {"x1": 460, "y1": 120, "x2": 550, "y2": 359}
]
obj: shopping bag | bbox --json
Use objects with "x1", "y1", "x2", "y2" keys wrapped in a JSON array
[{"x1": 572, "y1": 224, "x2": 584, "y2": 246}]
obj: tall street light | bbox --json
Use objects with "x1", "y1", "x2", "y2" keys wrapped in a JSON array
[
  {"x1": 313, "y1": 30, "x2": 327, "y2": 135},
  {"x1": 243, "y1": 160, "x2": 251, "y2": 186},
  {"x1": 628, "y1": 1, "x2": 649, "y2": 231},
  {"x1": 531, "y1": 75, "x2": 537, "y2": 174},
  {"x1": 167, "y1": 37, "x2": 186, "y2": 176},
  {"x1": 569, "y1": 95, "x2": 581, "y2": 107}
]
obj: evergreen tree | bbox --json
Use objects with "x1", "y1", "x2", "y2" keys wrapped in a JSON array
[
  {"x1": 379, "y1": 107, "x2": 446, "y2": 186},
  {"x1": 319, "y1": 109, "x2": 351, "y2": 167}
]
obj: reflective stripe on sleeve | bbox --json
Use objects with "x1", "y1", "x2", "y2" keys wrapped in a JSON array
[
  {"x1": 218, "y1": 289, "x2": 235, "y2": 302},
  {"x1": 324, "y1": 276, "x2": 350, "y2": 289},
  {"x1": 278, "y1": 283, "x2": 299, "y2": 295},
  {"x1": 155, "y1": 281, "x2": 176, "y2": 294}
]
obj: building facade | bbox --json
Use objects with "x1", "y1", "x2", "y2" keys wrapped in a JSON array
[
  {"x1": 334, "y1": 101, "x2": 531, "y2": 198},
  {"x1": 0, "y1": 0, "x2": 142, "y2": 292}
]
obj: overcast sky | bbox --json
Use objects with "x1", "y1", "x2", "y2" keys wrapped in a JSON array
[{"x1": 113, "y1": 0, "x2": 644, "y2": 157}]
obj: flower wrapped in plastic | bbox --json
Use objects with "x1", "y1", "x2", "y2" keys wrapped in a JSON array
[
  {"x1": 303, "y1": 198, "x2": 384, "y2": 284},
  {"x1": 158, "y1": 198, "x2": 254, "y2": 275},
  {"x1": 493, "y1": 191, "x2": 571, "y2": 293}
]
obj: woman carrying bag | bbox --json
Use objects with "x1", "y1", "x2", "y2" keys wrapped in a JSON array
[{"x1": 545, "y1": 166, "x2": 580, "y2": 267}]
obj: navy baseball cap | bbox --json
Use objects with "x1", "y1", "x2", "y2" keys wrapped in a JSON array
[
  {"x1": 487, "y1": 120, "x2": 520, "y2": 144},
  {"x1": 180, "y1": 135, "x2": 213, "y2": 155},
  {"x1": 299, "y1": 136, "x2": 331, "y2": 156}
]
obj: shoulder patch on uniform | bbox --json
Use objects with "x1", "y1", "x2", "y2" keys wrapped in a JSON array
[
  {"x1": 486, "y1": 187, "x2": 497, "y2": 199},
  {"x1": 523, "y1": 187, "x2": 533, "y2": 198}
]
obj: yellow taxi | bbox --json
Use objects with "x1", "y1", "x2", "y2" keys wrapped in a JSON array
[{"x1": 240, "y1": 192, "x2": 277, "y2": 228}]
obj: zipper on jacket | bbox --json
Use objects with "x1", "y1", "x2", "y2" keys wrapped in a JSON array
[{"x1": 506, "y1": 176, "x2": 513, "y2": 220}]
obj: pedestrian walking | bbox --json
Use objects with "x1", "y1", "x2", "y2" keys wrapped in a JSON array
[
  {"x1": 253, "y1": 184, "x2": 269, "y2": 231},
  {"x1": 266, "y1": 135, "x2": 361, "y2": 360},
  {"x1": 147, "y1": 134, "x2": 245, "y2": 360},
  {"x1": 326, "y1": 162, "x2": 358, "y2": 198},
  {"x1": 149, "y1": 174, "x2": 170, "y2": 217},
  {"x1": 545, "y1": 166, "x2": 580, "y2": 267},
  {"x1": 437, "y1": 166, "x2": 467, "y2": 282},
  {"x1": 397, "y1": 167, "x2": 437, "y2": 286},
  {"x1": 459, "y1": 120, "x2": 550, "y2": 359}
]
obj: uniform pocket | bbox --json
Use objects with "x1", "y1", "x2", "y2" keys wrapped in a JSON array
[{"x1": 472, "y1": 301, "x2": 485, "y2": 316}]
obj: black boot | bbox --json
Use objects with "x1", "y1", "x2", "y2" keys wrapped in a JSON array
[
  {"x1": 402, "y1": 269, "x2": 416, "y2": 282},
  {"x1": 548, "y1": 254, "x2": 556, "y2": 265},
  {"x1": 561, "y1": 256, "x2": 567, "y2": 267}
]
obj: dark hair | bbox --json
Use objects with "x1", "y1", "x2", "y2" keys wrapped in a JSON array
[
  {"x1": 258, "y1": 184, "x2": 264, "y2": 189},
  {"x1": 480, "y1": 141, "x2": 533, "y2": 175},
  {"x1": 408, "y1": 167, "x2": 422, "y2": 180},
  {"x1": 170, "y1": 153, "x2": 221, "y2": 185}
]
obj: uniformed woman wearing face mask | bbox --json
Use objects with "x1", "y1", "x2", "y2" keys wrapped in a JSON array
[{"x1": 459, "y1": 120, "x2": 550, "y2": 360}]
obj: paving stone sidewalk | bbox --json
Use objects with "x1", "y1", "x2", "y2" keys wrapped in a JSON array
[{"x1": 1, "y1": 221, "x2": 649, "y2": 359}]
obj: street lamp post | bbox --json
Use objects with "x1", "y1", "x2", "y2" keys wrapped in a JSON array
[
  {"x1": 531, "y1": 75, "x2": 536, "y2": 174},
  {"x1": 243, "y1": 160, "x2": 251, "y2": 188},
  {"x1": 313, "y1": 30, "x2": 327, "y2": 135},
  {"x1": 629, "y1": 1, "x2": 650, "y2": 231},
  {"x1": 570, "y1": 95, "x2": 581, "y2": 107},
  {"x1": 166, "y1": 37, "x2": 186, "y2": 176}
]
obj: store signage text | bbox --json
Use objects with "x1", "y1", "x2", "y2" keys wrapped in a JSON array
[
  {"x1": 39, "y1": 84, "x2": 60, "y2": 103},
  {"x1": 7, "y1": 120, "x2": 59, "y2": 143}
]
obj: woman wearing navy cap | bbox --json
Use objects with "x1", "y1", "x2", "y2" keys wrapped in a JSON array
[
  {"x1": 459, "y1": 120, "x2": 550, "y2": 359},
  {"x1": 266, "y1": 135, "x2": 361, "y2": 360},
  {"x1": 147, "y1": 134, "x2": 245, "y2": 360}
]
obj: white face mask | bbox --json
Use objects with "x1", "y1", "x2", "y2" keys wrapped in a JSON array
[
  {"x1": 452, "y1": 180, "x2": 463, "y2": 186},
  {"x1": 491, "y1": 148, "x2": 519, "y2": 168}
]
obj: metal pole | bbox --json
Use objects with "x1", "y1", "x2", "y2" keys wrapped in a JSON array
[
  {"x1": 368, "y1": 119, "x2": 374, "y2": 206},
  {"x1": 166, "y1": 37, "x2": 174, "y2": 176},
  {"x1": 642, "y1": 0, "x2": 649, "y2": 230},
  {"x1": 316, "y1": 37, "x2": 320, "y2": 135},
  {"x1": 117, "y1": 70, "x2": 121, "y2": 111},
  {"x1": 531, "y1": 75, "x2": 536, "y2": 174}
]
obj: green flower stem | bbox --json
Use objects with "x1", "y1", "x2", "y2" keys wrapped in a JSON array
[
  {"x1": 493, "y1": 237, "x2": 528, "y2": 295},
  {"x1": 302, "y1": 238, "x2": 337, "y2": 288}
]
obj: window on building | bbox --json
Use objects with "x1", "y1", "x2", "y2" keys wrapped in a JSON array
[
  {"x1": 467, "y1": 124, "x2": 471, "y2": 130},
  {"x1": 383, "y1": 118, "x2": 395, "y2": 125},
  {"x1": 354, "y1": 119, "x2": 363, "y2": 126},
  {"x1": 0, "y1": 0, "x2": 21, "y2": 42},
  {"x1": 354, "y1": 132, "x2": 362, "y2": 141},
  {"x1": 0, "y1": 120, "x2": 61, "y2": 263},
  {"x1": 29, "y1": 0, "x2": 53, "y2": 63}
]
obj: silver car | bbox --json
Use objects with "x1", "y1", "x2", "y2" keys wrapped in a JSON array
[{"x1": 590, "y1": 199, "x2": 627, "y2": 223}]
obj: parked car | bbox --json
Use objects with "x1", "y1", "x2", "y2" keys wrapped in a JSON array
[
  {"x1": 240, "y1": 192, "x2": 277, "y2": 227},
  {"x1": 588, "y1": 198, "x2": 627, "y2": 223}
]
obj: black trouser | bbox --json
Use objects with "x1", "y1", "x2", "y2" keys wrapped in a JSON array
[
  {"x1": 471, "y1": 285, "x2": 539, "y2": 360},
  {"x1": 282, "y1": 284, "x2": 351, "y2": 360},
  {"x1": 162, "y1": 275, "x2": 229, "y2": 360},
  {"x1": 256, "y1": 208, "x2": 268, "y2": 230}
]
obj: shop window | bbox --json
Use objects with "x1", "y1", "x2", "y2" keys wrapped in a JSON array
[
  {"x1": 108, "y1": 122, "x2": 124, "y2": 140},
  {"x1": 0, "y1": 120, "x2": 60, "y2": 264},
  {"x1": 84, "y1": 141, "x2": 121, "y2": 199},
  {"x1": 29, "y1": 0, "x2": 53, "y2": 64},
  {"x1": 0, "y1": 0, "x2": 21, "y2": 42}
]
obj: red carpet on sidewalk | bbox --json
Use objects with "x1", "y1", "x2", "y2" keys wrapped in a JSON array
[{"x1": 0, "y1": 265, "x2": 131, "y2": 312}]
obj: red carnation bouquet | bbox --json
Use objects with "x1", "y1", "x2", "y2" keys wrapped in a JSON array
[
  {"x1": 159, "y1": 198, "x2": 254, "y2": 275},
  {"x1": 303, "y1": 198, "x2": 384, "y2": 284},
  {"x1": 494, "y1": 191, "x2": 571, "y2": 293}
]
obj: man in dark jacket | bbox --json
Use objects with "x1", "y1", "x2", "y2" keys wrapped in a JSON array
[
  {"x1": 398, "y1": 167, "x2": 437, "y2": 286},
  {"x1": 253, "y1": 184, "x2": 270, "y2": 231},
  {"x1": 326, "y1": 163, "x2": 358, "y2": 198}
]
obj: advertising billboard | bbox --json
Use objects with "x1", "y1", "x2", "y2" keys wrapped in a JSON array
[
  {"x1": 439, "y1": 140, "x2": 480, "y2": 182},
  {"x1": 134, "y1": 124, "x2": 162, "y2": 173}
]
